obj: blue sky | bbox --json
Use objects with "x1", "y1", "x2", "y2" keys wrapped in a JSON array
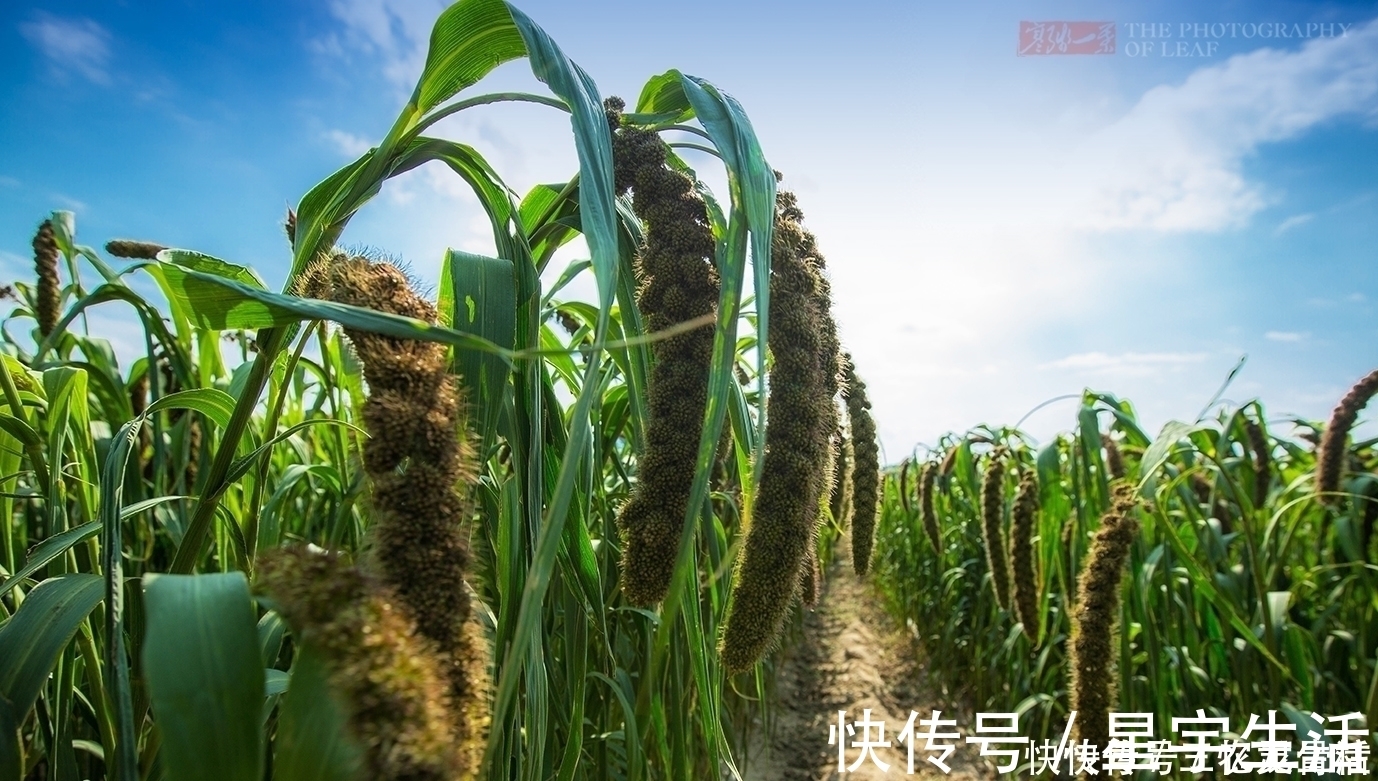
[{"x1": 2, "y1": 0, "x2": 1376, "y2": 459}]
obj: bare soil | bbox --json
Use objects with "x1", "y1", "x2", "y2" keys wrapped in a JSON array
[{"x1": 740, "y1": 537, "x2": 996, "y2": 780}]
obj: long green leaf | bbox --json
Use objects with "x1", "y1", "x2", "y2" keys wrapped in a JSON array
[
  {"x1": 439, "y1": 249, "x2": 516, "y2": 452},
  {"x1": 272, "y1": 642, "x2": 362, "y2": 781},
  {"x1": 0, "y1": 574, "x2": 103, "y2": 725},
  {"x1": 142, "y1": 573, "x2": 264, "y2": 781}
]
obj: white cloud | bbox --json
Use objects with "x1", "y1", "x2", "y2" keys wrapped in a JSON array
[
  {"x1": 324, "y1": 129, "x2": 375, "y2": 158},
  {"x1": 1265, "y1": 330, "x2": 1306, "y2": 342},
  {"x1": 51, "y1": 193, "x2": 88, "y2": 213},
  {"x1": 317, "y1": 0, "x2": 449, "y2": 89},
  {"x1": 1274, "y1": 213, "x2": 1314, "y2": 235},
  {"x1": 915, "y1": 20, "x2": 1378, "y2": 235},
  {"x1": 1078, "y1": 22, "x2": 1378, "y2": 231},
  {"x1": 19, "y1": 12, "x2": 112, "y2": 85},
  {"x1": 1041, "y1": 351, "x2": 1209, "y2": 375}
]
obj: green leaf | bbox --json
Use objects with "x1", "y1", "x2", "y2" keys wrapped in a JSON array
[
  {"x1": 439, "y1": 249, "x2": 516, "y2": 452},
  {"x1": 159, "y1": 249, "x2": 268, "y2": 289},
  {"x1": 142, "y1": 573, "x2": 264, "y2": 781},
  {"x1": 140, "y1": 258, "x2": 512, "y2": 358},
  {"x1": 414, "y1": 0, "x2": 528, "y2": 112},
  {"x1": 0, "y1": 574, "x2": 104, "y2": 731},
  {"x1": 0, "y1": 521, "x2": 100, "y2": 594},
  {"x1": 273, "y1": 642, "x2": 363, "y2": 781},
  {"x1": 147, "y1": 388, "x2": 238, "y2": 432},
  {"x1": 1139, "y1": 420, "x2": 1197, "y2": 489},
  {"x1": 505, "y1": 3, "x2": 618, "y2": 313}
]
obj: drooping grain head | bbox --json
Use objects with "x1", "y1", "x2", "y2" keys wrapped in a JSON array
[
  {"x1": 1068, "y1": 486, "x2": 1140, "y2": 753},
  {"x1": 979, "y1": 452, "x2": 1011, "y2": 611},
  {"x1": 604, "y1": 98, "x2": 721, "y2": 607},
  {"x1": 306, "y1": 251, "x2": 486, "y2": 749},
  {"x1": 257, "y1": 547, "x2": 475, "y2": 781},
  {"x1": 720, "y1": 183, "x2": 841, "y2": 672},
  {"x1": 842, "y1": 355, "x2": 881, "y2": 576},
  {"x1": 830, "y1": 429, "x2": 854, "y2": 525},
  {"x1": 898, "y1": 459, "x2": 912, "y2": 514},
  {"x1": 1101, "y1": 434, "x2": 1125, "y2": 480},
  {"x1": 1316, "y1": 368, "x2": 1378, "y2": 503},
  {"x1": 920, "y1": 461, "x2": 941, "y2": 554},
  {"x1": 32, "y1": 219, "x2": 60, "y2": 338},
  {"x1": 1009, "y1": 471, "x2": 1040, "y2": 639}
]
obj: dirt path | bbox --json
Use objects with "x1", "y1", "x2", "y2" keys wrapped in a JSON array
[{"x1": 741, "y1": 537, "x2": 994, "y2": 780}]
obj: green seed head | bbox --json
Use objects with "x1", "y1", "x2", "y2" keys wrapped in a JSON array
[
  {"x1": 980, "y1": 452, "x2": 1011, "y2": 611},
  {"x1": 830, "y1": 429, "x2": 854, "y2": 525},
  {"x1": 1068, "y1": 486, "x2": 1140, "y2": 752},
  {"x1": 1009, "y1": 471, "x2": 1040, "y2": 639},
  {"x1": 842, "y1": 355, "x2": 880, "y2": 576}
]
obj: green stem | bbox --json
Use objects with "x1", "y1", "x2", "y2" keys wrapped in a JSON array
[
  {"x1": 167, "y1": 327, "x2": 287, "y2": 573},
  {"x1": 244, "y1": 324, "x2": 316, "y2": 563}
]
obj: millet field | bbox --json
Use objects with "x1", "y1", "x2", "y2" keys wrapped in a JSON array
[{"x1": 1, "y1": 1, "x2": 1374, "y2": 779}]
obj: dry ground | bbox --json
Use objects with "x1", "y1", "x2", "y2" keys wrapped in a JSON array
[{"x1": 740, "y1": 537, "x2": 996, "y2": 781}]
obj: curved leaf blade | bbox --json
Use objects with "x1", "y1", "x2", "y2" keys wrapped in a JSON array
[{"x1": 142, "y1": 573, "x2": 264, "y2": 781}]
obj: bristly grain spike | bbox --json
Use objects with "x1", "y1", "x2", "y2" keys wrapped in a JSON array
[
  {"x1": 843, "y1": 355, "x2": 880, "y2": 576},
  {"x1": 605, "y1": 97, "x2": 720, "y2": 607},
  {"x1": 1010, "y1": 470, "x2": 1040, "y2": 639},
  {"x1": 980, "y1": 450, "x2": 1011, "y2": 610},
  {"x1": 1068, "y1": 485, "x2": 1140, "y2": 753},
  {"x1": 1316, "y1": 368, "x2": 1378, "y2": 503},
  {"x1": 33, "y1": 219, "x2": 60, "y2": 338},
  {"x1": 720, "y1": 183, "x2": 842, "y2": 673},
  {"x1": 310, "y1": 252, "x2": 487, "y2": 772}
]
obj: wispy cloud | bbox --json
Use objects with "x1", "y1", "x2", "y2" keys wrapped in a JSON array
[
  {"x1": 1041, "y1": 351, "x2": 1209, "y2": 376},
  {"x1": 1265, "y1": 330, "x2": 1307, "y2": 342},
  {"x1": 324, "y1": 129, "x2": 374, "y2": 157},
  {"x1": 1076, "y1": 21, "x2": 1378, "y2": 231},
  {"x1": 315, "y1": 0, "x2": 448, "y2": 90},
  {"x1": 19, "y1": 12, "x2": 112, "y2": 85},
  {"x1": 50, "y1": 193, "x2": 88, "y2": 213},
  {"x1": 930, "y1": 19, "x2": 1378, "y2": 235},
  {"x1": 1274, "y1": 213, "x2": 1314, "y2": 235}
]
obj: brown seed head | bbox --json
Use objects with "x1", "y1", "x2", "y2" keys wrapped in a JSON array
[
  {"x1": 1316, "y1": 368, "x2": 1378, "y2": 502},
  {"x1": 720, "y1": 184, "x2": 842, "y2": 672},
  {"x1": 605, "y1": 97, "x2": 721, "y2": 606},
  {"x1": 920, "y1": 461, "x2": 941, "y2": 554},
  {"x1": 105, "y1": 240, "x2": 167, "y2": 260},
  {"x1": 33, "y1": 219, "x2": 60, "y2": 338},
  {"x1": 1101, "y1": 434, "x2": 1125, "y2": 480},
  {"x1": 257, "y1": 547, "x2": 474, "y2": 781}
]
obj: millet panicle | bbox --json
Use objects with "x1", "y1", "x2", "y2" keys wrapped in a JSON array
[
  {"x1": 605, "y1": 97, "x2": 721, "y2": 606},
  {"x1": 1068, "y1": 486, "x2": 1140, "y2": 753}
]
